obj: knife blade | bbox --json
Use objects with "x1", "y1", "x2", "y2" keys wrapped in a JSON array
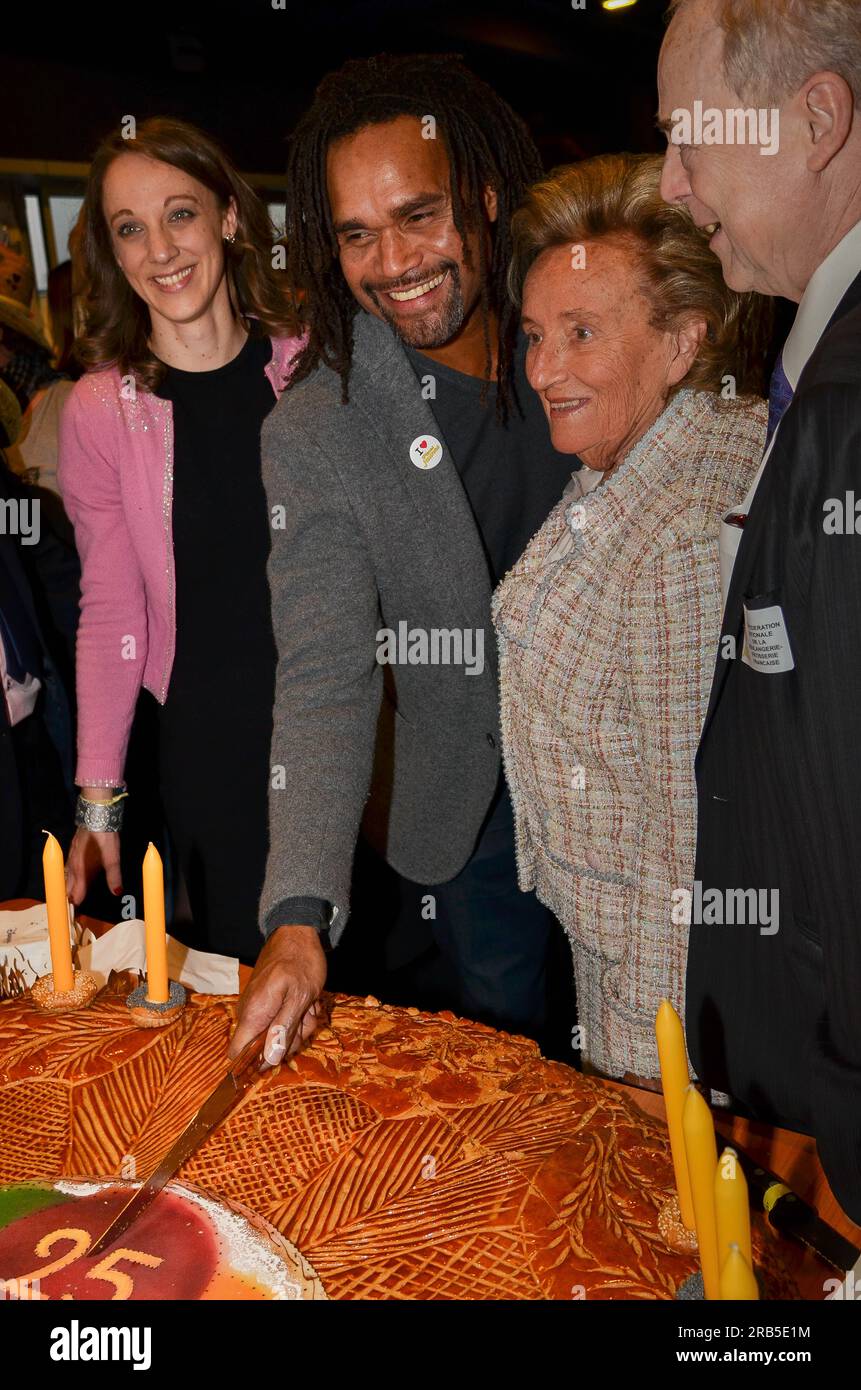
[{"x1": 88, "y1": 1028, "x2": 269, "y2": 1256}]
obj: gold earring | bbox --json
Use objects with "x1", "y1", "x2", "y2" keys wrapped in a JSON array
[{"x1": 224, "y1": 232, "x2": 236, "y2": 244}]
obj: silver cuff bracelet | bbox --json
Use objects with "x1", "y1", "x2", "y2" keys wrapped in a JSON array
[{"x1": 75, "y1": 792, "x2": 127, "y2": 834}]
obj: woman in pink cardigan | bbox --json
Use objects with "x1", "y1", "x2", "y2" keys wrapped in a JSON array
[{"x1": 60, "y1": 118, "x2": 305, "y2": 960}]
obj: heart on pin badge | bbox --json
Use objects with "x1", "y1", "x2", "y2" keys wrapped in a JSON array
[{"x1": 410, "y1": 434, "x2": 442, "y2": 470}]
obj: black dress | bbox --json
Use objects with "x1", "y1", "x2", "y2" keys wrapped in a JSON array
[{"x1": 155, "y1": 334, "x2": 277, "y2": 963}]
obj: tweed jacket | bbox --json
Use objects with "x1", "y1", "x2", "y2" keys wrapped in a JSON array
[
  {"x1": 493, "y1": 388, "x2": 767, "y2": 1076},
  {"x1": 258, "y1": 310, "x2": 503, "y2": 944}
]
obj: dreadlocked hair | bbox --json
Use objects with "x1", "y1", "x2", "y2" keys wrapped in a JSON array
[{"x1": 284, "y1": 52, "x2": 544, "y2": 421}]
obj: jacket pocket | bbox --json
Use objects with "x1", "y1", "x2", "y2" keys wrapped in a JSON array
[{"x1": 536, "y1": 826, "x2": 632, "y2": 962}]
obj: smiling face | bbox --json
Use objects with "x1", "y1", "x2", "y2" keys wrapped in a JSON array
[
  {"x1": 521, "y1": 239, "x2": 703, "y2": 471},
  {"x1": 326, "y1": 115, "x2": 497, "y2": 349},
  {"x1": 102, "y1": 152, "x2": 237, "y2": 333},
  {"x1": 657, "y1": 0, "x2": 806, "y2": 297}
]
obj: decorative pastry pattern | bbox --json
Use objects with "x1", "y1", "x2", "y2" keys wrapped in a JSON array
[{"x1": 0, "y1": 991, "x2": 802, "y2": 1299}]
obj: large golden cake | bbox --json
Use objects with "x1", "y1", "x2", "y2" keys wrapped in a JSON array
[{"x1": 0, "y1": 989, "x2": 805, "y2": 1299}]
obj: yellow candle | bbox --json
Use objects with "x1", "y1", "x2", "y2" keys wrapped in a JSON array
[
  {"x1": 715, "y1": 1147, "x2": 753, "y2": 1274},
  {"x1": 719, "y1": 1243, "x2": 759, "y2": 1300},
  {"x1": 142, "y1": 842, "x2": 169, "y2": 1004},
  {"x1": 682, "y1": 1085, "x2": 721, "y2": 1300},
  {"x1": 42, "y1": 831, "x2": 74, "y2": 992},
  {"x1": 655, "y1": 999, "x2": 696, "y2": 1230}
]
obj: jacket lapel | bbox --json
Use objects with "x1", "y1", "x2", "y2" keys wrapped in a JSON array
[
  {"x1": 824, "y1": 266, "x2": 861, "y2": 333},
  {"x1": 701, "y1": 268, "x2": 861, "y2": 743},
  {"x1": 699, "y1": 476, "x2": 769, "y2": 742},
  {"x1": 349, "y1": 311, "x2": 495, "y2": 672}
]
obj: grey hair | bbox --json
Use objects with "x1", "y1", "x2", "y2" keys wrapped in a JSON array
[{"x1": 667, "y1": 0, "x2": 861, "y2": 107}]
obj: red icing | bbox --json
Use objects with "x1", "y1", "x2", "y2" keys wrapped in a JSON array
[
  {"x1": 0, "y1": 990, "x2": 811, "y2": 1300},
  {"x1": 0, "y1": 1188, "x2": 218, "y2": 1300}
]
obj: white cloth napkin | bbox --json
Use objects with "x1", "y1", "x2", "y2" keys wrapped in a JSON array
[
  {"x1": 0, "y1": 903, "x2": 65, "y2": 990},
  {"x1": 0, "y1": 905, "x2": 239, "y2": 995}
]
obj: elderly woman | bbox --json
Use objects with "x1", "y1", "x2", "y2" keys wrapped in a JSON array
[{"x1": 493, "y1": 152, "x2": 769, "y2": 1084}]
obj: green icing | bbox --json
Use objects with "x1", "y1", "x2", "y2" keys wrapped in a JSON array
[{"x1": 0, "y1": 1183, "x2": 73, "y2": 1232}]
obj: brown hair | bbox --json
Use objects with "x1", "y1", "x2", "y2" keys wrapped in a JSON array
[
  {"x1": 508, "y1": 152, "x2": 773, "y2": 397},
  {"x1": 48, "y1": 261, "x2": 81, "y2": 379},
  {"x1": 75, "y1": 117, "x2": 300, "y2": 391}
]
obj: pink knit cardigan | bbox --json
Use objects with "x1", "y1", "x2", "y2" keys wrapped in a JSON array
[{"x1": 58, "y1": 334, "x2": 305, "y2": 788}]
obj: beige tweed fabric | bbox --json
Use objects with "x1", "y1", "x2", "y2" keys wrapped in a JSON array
[{"x1": 493, "y1": 389, "x2": 767, "y2": 1079}]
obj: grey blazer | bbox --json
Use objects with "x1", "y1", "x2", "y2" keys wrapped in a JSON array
[{"x1": 258, "y1": 310, "x2": 502, "y2": 943}]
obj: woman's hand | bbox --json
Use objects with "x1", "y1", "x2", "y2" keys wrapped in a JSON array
[{"x1": 65, "y1": 826, "x2": 123, "y2": 904}]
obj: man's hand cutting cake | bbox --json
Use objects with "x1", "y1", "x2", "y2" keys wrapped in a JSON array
[{"x1": 229, "y1": 925, "x2": 327, "y2": 1065}]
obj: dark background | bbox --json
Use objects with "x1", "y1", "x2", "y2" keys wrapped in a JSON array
[{"x1": 2, "y1": 0, "x2": 671, "y2": 174}]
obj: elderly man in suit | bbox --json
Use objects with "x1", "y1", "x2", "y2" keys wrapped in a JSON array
[
  {"x1": 231, "y1": 54, "x2": 577, "y2": 1063},
  {"x1": 659, "y1": 0, "x2": 861, "y2": 1222}
]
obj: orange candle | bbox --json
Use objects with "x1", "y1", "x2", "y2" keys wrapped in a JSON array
[
  {"x1": 719, "y1": 1244, "x2": 759, "y2": 1300},
  {"x1": 682, "y1": 1085, "x2": 721, "y2": 1300},
  {"x1": 715, "y1": 1147, "x2": 753, "y2": 1274},
  {"x1": 655, "y1": 1000, "x2": 695, "y2": 1230},
  {"x1": 42, "y1": 831, "x2": 74, "y2": 992},
  {"x1": 142, "y1": 842, "x2": 169, "y2": 1004}
]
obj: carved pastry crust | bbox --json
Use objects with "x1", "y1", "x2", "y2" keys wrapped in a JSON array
[{"x1": 0, "y1": 990, "x2": 804, "y2": 1300}]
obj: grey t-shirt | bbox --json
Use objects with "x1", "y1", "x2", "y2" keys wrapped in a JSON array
[{"x1": 402, "y1": 333, "x2": 577, "y2": 584}]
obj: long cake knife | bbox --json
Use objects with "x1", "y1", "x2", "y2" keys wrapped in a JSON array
[
  {"x1": 728, "y1": 1140, "x2": 860, "y2": 1273},
  {"x1": 88, "y1": 1028, "x2": 269, "y2": 1256}
]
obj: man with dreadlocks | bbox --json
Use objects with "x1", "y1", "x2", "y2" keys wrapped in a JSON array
[{"x1": 230, "y1": 53, "x2": 577, "y2": 1067}]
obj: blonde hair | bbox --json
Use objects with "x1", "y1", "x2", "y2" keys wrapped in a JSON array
[
  {"x1": 508, "y1": 152, "x2": 772, "y2": 397},
  {"x1": 667, "y1": 0, "x2": 861, "y2": 107}
]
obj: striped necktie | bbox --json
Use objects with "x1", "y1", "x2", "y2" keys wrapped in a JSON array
[{"x1": 765, "y1": 350, "x2": 794, "y2": 447}]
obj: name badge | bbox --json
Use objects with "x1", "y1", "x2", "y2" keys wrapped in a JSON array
[{"x1": 742, "y1": 602, "x2": 795, "y2": 673}]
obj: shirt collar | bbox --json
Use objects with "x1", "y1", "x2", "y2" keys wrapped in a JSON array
[
  {"x1": 573, "y1": 464, "x2": 605, "y2": 496},
  {"x1": 783, "y1": 217, "x2": 861, "y2": 389}
]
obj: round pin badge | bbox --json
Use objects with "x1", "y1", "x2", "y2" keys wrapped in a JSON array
[{"x1": 409, "y1": 434, "x2": 443, "y2": 470}]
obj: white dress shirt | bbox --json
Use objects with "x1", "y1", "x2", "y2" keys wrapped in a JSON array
[
  {"x1": 719, "y1": 217, "x2": 861, "y2": 607},
  {"x1": 0, "y1": 636, "x2": 41, "y2": 726}
]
